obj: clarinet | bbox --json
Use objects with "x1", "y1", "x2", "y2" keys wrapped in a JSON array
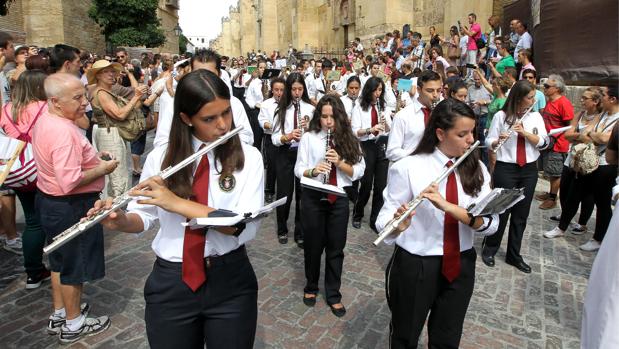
[
  {"x1": 323, "y1": 129, "x2": 332, "y2": 184},
  {"x1": 374, "y1": 140, "x2": 480, "y2": 246},
  {"x1": 43, "y1": 126, "x2": 244, "y2": 255},
  {"x1": 294, "y1": 97, "x2": 305, "y2": 137},
  {"x1": 492, "y1": 102, "x2": 535, "y2": 153}
]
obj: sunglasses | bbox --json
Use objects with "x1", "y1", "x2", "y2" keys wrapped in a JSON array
[
  {"x1": 543, "y1": 83, "x2": 555, "y2": 89},
  {"x1": 116, "y1": 55, "x2": 125, "y2": 58}
]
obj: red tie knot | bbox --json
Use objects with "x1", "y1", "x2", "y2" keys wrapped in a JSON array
[{"x1": 446, "y1": 160, "x2": 454, "y2": 168}]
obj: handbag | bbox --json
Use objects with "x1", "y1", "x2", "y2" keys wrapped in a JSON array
[
  {"x1": 447, "y1": 40, "x2": 461, "y2": 59},
  {"x1": 94, "y1": 89, "x2": 146, "y2": 142},
  {"x1": 0, "y1": 102, "x2": 45, "y2": 190},
  {"x1": 569, "y1": 143, "x2": 599, "y2": 176}
]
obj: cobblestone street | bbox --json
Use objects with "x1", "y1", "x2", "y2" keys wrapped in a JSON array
[{"x1": 0, "y1": 134, "x2": 596, "y2": 348}]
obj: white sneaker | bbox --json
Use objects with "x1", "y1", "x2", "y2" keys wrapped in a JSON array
[
  {"x1": 4, "y1": 237, "x2": 23, "y2": 255},
  {"x1": 579, "y1": 239, "x2": 601, "y2": 252},
  {"x1": 543, "y1": 227, "x2": 564, "y2": 239}
]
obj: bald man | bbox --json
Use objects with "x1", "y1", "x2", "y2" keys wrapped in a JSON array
[{"x1": 33, "y1": 73, "x2": 117, "y2": 344}]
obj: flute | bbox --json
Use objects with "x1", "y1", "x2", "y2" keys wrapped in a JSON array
[
  {"x1": 323, "y1": 129, "x2": 332, "y2": 184},
  {"x1": 43, "y1": 126, "x2": 244, "y2": 255},
  {"x1": 492, "y1": 102, "x2": 535, "y2": 153},
  {"x1": 373, "y1": 140, "x2": 480, "y2": 246}
]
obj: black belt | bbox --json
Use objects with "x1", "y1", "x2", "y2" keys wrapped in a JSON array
[{"x1": 156, "y1": 245, "x2": 247, "y2": 270}]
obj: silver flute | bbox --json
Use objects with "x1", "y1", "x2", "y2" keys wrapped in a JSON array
[
  {"x1": 492, "y1": 102, "x2": 535, "y2": 153},
  {"x1": 293, "y1": 97, "x2": 305, "y2": 137},
  {"x1": 373, "y1": 140, "x2": 480, "y2": 246},
  {"x1": 43, "y1": 126, "x2": 244, "y2": 255}
]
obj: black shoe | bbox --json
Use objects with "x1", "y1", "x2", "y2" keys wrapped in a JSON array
[
  {"x1": 369, "y1": 223, "x2": 379, "y2": 235},
  {"x1": 295, "y1": 239, "x2": 304, "y2": 249},
  {"x1": 352, "y1": 220, "x2": 361, "y2": 229},
  {"x1": 481, "y1": 254, "x2": 495, "y2": 267},
  {"x1": 328, "y1": 303, "x2": 347, "y2": 317},
  {"x1": 506, "y1": 258, "x2": 531, "y2": 273},
  {"x1": 26, "y1": 269, "x2": 51, "y2": 290},
  {"x1": 278, "y1": 234, "x2": 288, "y2": 244},
  {"x1": 303, "y1": 294, "x2": 316, "y2": 307}
]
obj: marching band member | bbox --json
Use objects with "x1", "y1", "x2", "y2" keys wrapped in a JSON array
[
  {"x1": 482, "y1": 80, "x2": 549, "y2": 273},
  {"x1": 351, "y1": 76, "x2": 393, "y2": 233},
  {"x1": 272, "y1": 73, "x2": 316, "y2": 247},
  {"x1": 312, "y1": 59, "x2": 333, "y2": 103},
  {"x1": 91, "y1": 70, "x2": 264, "y2": 349},
  {"x1": 294, "y1": 94, "x2": 365, "y2": 317},
  {"x1": 190, "y1": 49, "x2": 254, "y2": 146},
  {"x1": 244, "y1": 59, "x2": 269, "y2": 149},
  {"x1": 340, "y1": 75, "x2": 361, "y2": 121},
  {"x1": 258, "y1": 77, "x2": 286, "y2": 203},
  {"x1": 376, "y1": 98, "x2": 499, "y2": 349},
  {"x1": 305, "y1": 60, "x2": 322, "y2": 102},
  {"x1": 386, "y1": 70, "x2": 442, "y2": 162}
]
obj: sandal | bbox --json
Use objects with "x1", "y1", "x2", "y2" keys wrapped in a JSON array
[{"x1": 303, "y1": 294, "x2": 316, "y2": 307}]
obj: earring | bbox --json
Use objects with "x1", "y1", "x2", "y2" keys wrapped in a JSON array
[{"x1": 188, "y1": 123, "x2": 193, "y2": 127}]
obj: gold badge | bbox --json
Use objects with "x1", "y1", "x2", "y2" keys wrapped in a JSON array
[
  {"x1": 532, "y1": 127, "x2": 538, "y2": 135},
  {"x1": 219, "y1": 174, "x2": 236, "y2": 192}
]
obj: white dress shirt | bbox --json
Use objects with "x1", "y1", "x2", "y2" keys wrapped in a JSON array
[
  {"x1": 305, "y1": 73, "x2": 320, "y2": 100},
  {"x1": 340, "y1": 95, "x2": 359, "y2": 120},
  {"x1": 294, "y1": 129, "x2": 366, "y2": 186},
  {"x1": 271, "y1": 100, "x2": 315, "y2": 147},
  {"x1": 257, "y1": 97, "x2": 278, "y2": 134},
  {"x1": 386, "y1": 98, "x2": 427, "y2": 162},
  {"x1": 127, "y1": 138, "x2": 264, "y2": 262},
  {"x1": 245, "y1": 78, "x2": 269, "y2": 109},
  {"x1": 514, "y1": 31, "x2": 533, "y2": 60},
  {"x1": 375, "y1": 149, "x2": 499, "y2": 255},
  {"x1": 153, "y1": 78, "x2": 176, "y2": 148},
  {"x1": 313, "y1": 75, "x2": 328, "y2": 101},
  {"x1": 485, "y1": 110, "x2": 548, "y2": 164},
  {"x1": 351, "y1": 103, "x2": 393, "y2": 142},
  {"x1": 335, "y1": 72, "x2": 357, "y2": 95},
  {"x1": 232, "y1": 72, "x2": 250, "y2": 89},
  {"x1": 231, "y1": 97, "x2": 254, "y2": 146}
]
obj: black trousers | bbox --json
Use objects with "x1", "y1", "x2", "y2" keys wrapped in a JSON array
[
  {"x1": 263, "y1": 134, "x2": 277, "y2": 195},
  {"x1": 386, "y1": 246, "x2": 477, "y2": 349},
  {"x1": 232, "y1": 86, "x2": 246, "y2": 101},
  {"x1": 247, "y1": 108, "x2": 263, "y2": 152},
  {"x1": 591, "y1": 164, "x2": 617, "y2": 241},
  {"x1": 301, "y1": 189, "x2": 349, "y2": 305},
  {"x1": 558, "y1": 165, "x2": 594, "y2": 231},
  {"x1": 144, "y1": 246, "x2": 257, "y2": 349},
  {"x1": 483, "y1": 161, "x2": 538, "y2": 261},
  {"x1": 353, "y1": 140, "x2": 388, "y2": 226},
  {"x1": 275, "y1": 145, "x2": 302, "y2": 240}
]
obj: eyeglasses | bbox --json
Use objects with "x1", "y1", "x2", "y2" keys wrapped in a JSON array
[
  {"x1": 580, "y1": 96, "x2": 592, "y2": 101},
  {"x1": 543, "y1": 83, "x2": 555, "y2": 89},
  {"x1": 524, "y1": 76, "x2": 535, "y2": 80},
  {"x1": 116, "y1": 55, "x2": 125, "y2": 58}
]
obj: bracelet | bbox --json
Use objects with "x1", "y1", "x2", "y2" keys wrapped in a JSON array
[
  {"x1": 308, "y1": 168, "x2": 314, "y2": 177},
  {"x1": 232, "y1": 222, "x2": 246, "y2": 237},
  {"x1": 281, "y1": 135, "x2": 288, "y2": 143},
  {"x1": 467, "y1": 212, "x2": 476, "y2": 227}
]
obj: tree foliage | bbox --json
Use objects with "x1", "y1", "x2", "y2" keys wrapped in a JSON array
[
  {"x1": 89, "y1": 0, "x2": 166, "y2": 48},
  {"x1": 178, "y1": 34, "x2": 188, "y2": 54}
]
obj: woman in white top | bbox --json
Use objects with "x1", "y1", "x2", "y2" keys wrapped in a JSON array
[
  {"x1": 573, "y1": 85, "x2": 619, "y2": 251},
  {"x1": 482, "y1": 81, "x2": 549, "y2": 273},
  {"x1": 90, "y1": 70, "x2": 264, "y2": 349},
  {"x1": 544, "y1": 87, "x2": 601, "y2": 239},
  {"x1": 294, "y1": 94, "x2": 365, "y2": 317},
  {"x1": 271, "y1": 73, "x2": 315, "y2": 246},
  {"x1": 376, "y1": 98, "x2": 499, "y2": 348},
  {"x1": 351, "y1": 76, "x2": 393, "y2": 232}
]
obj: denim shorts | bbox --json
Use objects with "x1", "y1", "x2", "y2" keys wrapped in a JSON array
[{"x1": 36, "y1": 191, "x2": 105, "y2": 285}]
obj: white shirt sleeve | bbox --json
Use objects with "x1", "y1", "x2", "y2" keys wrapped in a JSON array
[
  {"x1": 386, "y1": 113, "x2": 409, "y2": 162},
  {"x1": 231, "y1": 97, "x2": 254, "y2": 145},
  {"x1": 375, "y1": 160, "x2": 412, "y2": 245},
  {"x1": 293, "y1": 133, "x2": 311, "y2": 179},
  {"x1": 351, "y1": 105, "x2": 363, "y2": 138}
]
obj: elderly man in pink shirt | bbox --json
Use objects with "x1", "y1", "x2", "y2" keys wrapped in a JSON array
[{"x1": 33, "y1": 73, "x2": 118, "y2": 345}]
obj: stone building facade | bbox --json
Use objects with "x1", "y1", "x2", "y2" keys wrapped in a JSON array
[
  {"x1": 211, "y1": 0, "x2": 515, "y2": 57},
  {"x1": 0, "y1": 0, "x2": 180, "y2": 55}
]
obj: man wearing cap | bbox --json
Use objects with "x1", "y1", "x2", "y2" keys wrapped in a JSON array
[{"x1": 34, "y1": 73, "x2": 118, "y2": 344}]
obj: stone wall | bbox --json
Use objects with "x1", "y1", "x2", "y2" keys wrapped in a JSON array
[
  {"x1": 0, "y1": 0, "x2": 25, "y2": 43},
  {"x1": 62, "y1": 0, "x2": 105, "y2": 53},
  {"x1": 156, "y1": 0, "x2": 180, "y2": 55},
  {"x1": 239, "y1": 0, "x2": 255, "y2": 56}
]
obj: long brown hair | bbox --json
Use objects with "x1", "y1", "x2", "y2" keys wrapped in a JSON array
[
  {"x1": 161, "y1": 69, "x2": 244, "y2": 198},
  {"x1": 413, "y1": 98, "x2": 483, "y2": 196},
  {"x1": 308, "y1": 95, "x2": 363, "y2": 164},
  {"x1": 10, "y1": 70, "x2": 47, "y2": 122}
]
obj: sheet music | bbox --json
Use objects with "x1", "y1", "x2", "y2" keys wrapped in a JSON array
[
  {"x1": 466, "y1": 188, "x2": 525, "y2": 216},
  {"x1": 300, "y1": 176, "x2": 347, "y2": 197},
  {"x1": 548, "y1": 126, "x2": 572, "y2": 136}
]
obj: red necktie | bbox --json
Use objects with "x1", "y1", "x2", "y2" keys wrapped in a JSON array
[
  {"x1": 516, "y1": 135, "x2": 527, "y2": 167},
  {"x1": 422, "y1": 107, "x2": 431, "y2": 126},
  {"x1": 182, "y1": 149, "x2": 210, "y2": 292},
  {"x1": 238, "y1": 73, "x2": 242, "y2": 85},
  {"x1": 327, "y1": 140, "x2": 338, "y2": 204},
  {"x1": 442, "y1": 160, "x2": 461, "y2": 283},
  {"x1": 293, "y1": 103, "x2": 299, "y2": 129},
  {"x1": 371, "y1": 105, "x2": 379, "y2": 136}
]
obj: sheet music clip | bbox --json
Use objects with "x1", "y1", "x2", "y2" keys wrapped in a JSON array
[{"x1": 467, "y1": 188, "x2": 526, "y2": 216}]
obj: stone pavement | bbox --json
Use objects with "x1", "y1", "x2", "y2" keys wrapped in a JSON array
[{"x1": 0, "y1": 138, "x2": 597, "y2": 348}]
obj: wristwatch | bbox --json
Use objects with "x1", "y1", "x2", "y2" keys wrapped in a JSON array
[{"x1": 233, "y1": 222, "x2": 246, "y2": 237}]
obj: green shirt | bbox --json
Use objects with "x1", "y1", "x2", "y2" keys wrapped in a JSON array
[
  {"x1": 495, "y1": 55, "x2": 516, "y2": 74},
  {"x1": 487, "y1": 96, "x2": 506, "y2": 128}
]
